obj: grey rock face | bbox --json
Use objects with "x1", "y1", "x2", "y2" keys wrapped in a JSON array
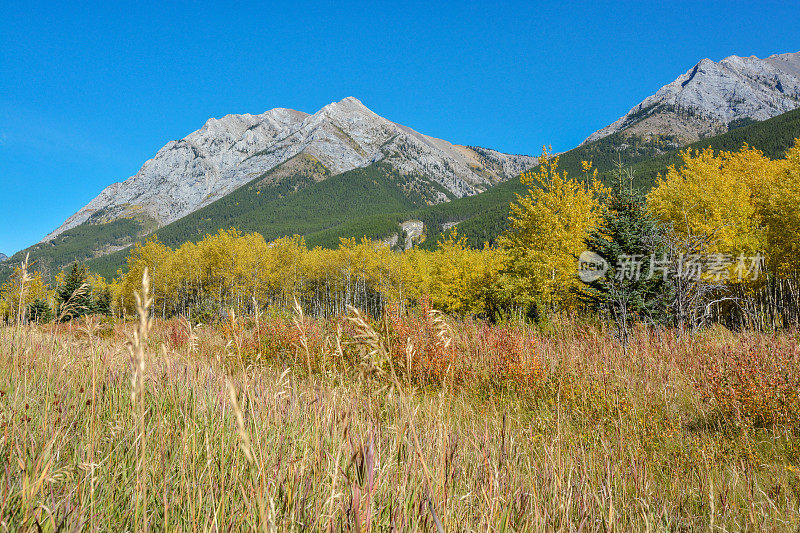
[
  {"x1": 399, "y1": 220, "x2": 424, "y2": 250},
  {"x1": 43, "y1": 98, "x2": 535, "y2": 241},
  {"x1": 0, "y1": 253, "x2": 7, "y2": 263},
  {"x1": 584, "y1": 51, "x2": 800, "y2": 144}
]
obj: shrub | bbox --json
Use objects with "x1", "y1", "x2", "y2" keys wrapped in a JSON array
[{"x1": 695, "y1": 341, "x2": 800, "y2": 431}]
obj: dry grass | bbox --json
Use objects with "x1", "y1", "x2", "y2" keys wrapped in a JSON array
[{"x1": 1, "y1": 305, "x2": 799, "y2": 530}]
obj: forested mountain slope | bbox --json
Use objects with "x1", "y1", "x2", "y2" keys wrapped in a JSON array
[
  {"x1": 72, "y1": 107, "x2": 800, "y2": 279},
  {"x1": 357, "y1": 106, "x2": 800, "y2": 250}
]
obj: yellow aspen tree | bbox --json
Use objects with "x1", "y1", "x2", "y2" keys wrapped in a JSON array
[
  {"x1": 117, "y1": 237, "x2": 173, "y2": 314},
  {"x1": 647, "y1": 147, "x2": 772, "y2": 258},
  {"x1": 0, "y1": 268, "x2": 52, "y2": 322},
  {"x1": 759, "y1": 139, "x2": 800, "y2": 276},
  {"x1": 497, "y1": 152, "x2": 606, "y2": 312}
]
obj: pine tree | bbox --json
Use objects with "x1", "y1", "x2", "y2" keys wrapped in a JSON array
[
  {"x1": 580, "y1": 165, "x2": 672, "y2": 344},
  {"x1": 27, "y1": 298, "x2": 53, "y2": 323},
  {"x1": 57, "y1": 263, "x2": 92, "y2": 321}
]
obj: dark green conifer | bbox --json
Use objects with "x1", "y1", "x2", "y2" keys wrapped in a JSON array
[
  {"x1": 580, "y1": 166, "x2": 673, "y2": 343},
  {"x1": 57, "y1": 263, "x2": 92, "y2": 321}
]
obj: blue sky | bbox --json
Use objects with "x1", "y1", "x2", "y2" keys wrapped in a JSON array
[{"x1": 1, "y1": 0, "x2": 799, "y2": 256}]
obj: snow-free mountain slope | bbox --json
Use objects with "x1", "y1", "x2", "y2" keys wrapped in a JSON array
[
  {"x1": 44, "y1": 97, "x2": 534, "y2": 241},
  {"x1": 584, "y1": 52, "x2": 800, "y2": 144}
]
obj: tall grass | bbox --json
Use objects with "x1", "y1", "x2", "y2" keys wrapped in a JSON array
[{"x1": 1, "y1": 303, "x2": 799, "y2": 530}]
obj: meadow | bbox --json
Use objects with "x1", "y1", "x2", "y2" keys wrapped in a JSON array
[
  {"x1": 2, "y1": 280, "x2": 799, "y2": 531},
  {"x1": 3, "y1": 141, "x2": 800, "y2": 530}
]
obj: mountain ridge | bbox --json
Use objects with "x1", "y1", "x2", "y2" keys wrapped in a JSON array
[
  {"x1": 8, "y1": 52, "x2": 800, "y2": 283},
  {"x1": 584, "y1": 51, "x2": 800, "y2": 144},
  {"x1": 43, "y1": 97, "x2": 535, "y2": 242},
  {"x1": 72, "y1": 106, "x2": 800, "y2": 280}
]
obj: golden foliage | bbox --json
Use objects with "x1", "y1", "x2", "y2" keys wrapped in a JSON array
[
  {"x1": 648, "y1": 141, "x2": 800, "y2": 277},
  {"x1": 0, "y1": 266, "x2": 52, "y2": 321},
  {"x1": 496, "y1": 151, "x2": 606, "y2": 310},
  {"x1": 112, "y1": 228, "x2": 504, "y2": 318}
]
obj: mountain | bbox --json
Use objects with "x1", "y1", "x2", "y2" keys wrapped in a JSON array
[
  {"x1": 290, "y1": 106, "x2": 800, "y2": 253},
  {"x1": 0, "y1": 253, "x2": 7, "y2": 263},
  {"x1": 72, "y1": 106, "x2": 800, "y2": 280},
  {"x1": 8, "y1": 53, "x2": 800, "y2": 283},
  {"x1": 584, "y1": 52, "x2": 800, "y2": 144},
  {"x1": 44, "y1": 97, "x2": 534, "y2": 242},
  {"x1": 5, "y1": 105, "x2": 800, "y2": 284},
  {"x1": 1, "y1": 98, "x2": 533, "y2": 280}
]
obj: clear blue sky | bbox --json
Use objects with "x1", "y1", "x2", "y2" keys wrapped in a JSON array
[{"x1": 1, "y1": 0, "x2": 798, "y2": 256}]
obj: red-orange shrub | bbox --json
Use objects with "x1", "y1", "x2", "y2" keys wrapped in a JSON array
[{"x1": 695, "y1": 340, "x2": 800, "y2": 431}]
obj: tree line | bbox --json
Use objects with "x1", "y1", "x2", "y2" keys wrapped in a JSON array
[{"x1": 3, "y1": 139, "x2": 800, "y2": 334}]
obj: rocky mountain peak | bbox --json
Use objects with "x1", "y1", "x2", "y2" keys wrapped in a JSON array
[
  {"x1": 320, "y1": 96, "x2": 372, "y2": 113},
  {"x1": 42, "y1": 98, "x2": 534, "y2": 242},
  {"x1": 584, "y1": 51, "x2": 800, "y2": 144}
]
